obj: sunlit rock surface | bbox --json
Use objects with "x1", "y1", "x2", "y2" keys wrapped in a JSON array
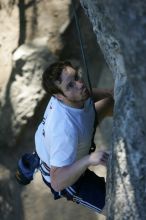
[{"x1": 81, "y1": 0, "x2": 146, "y2": 219}]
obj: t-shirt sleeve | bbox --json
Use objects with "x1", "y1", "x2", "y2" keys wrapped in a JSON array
[{"x1": 48, "y1": 123, "x2": 78, "y2": 167}]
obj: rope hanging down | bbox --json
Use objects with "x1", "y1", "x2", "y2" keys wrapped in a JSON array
[
  {"x1": 72, "y1": 1, "x2": 97, "y2": 153},
  {"x1": 71, "y1": 0, "x2": 93, "y2": 97}
]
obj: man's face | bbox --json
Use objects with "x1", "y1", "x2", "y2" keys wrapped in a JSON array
[{"x1": 55, "y1": 66, "x2": 90, "y2": 108}]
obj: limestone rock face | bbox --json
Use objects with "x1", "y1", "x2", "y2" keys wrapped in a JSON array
[
  {"x1": 0, "y1": 0, "x2": 70, "y2": 148},
  {"x1": 0, "y1": 43, "x2": 56, "y2": 147},
  {"x1": 80, "y1": 0, "x2": 146, "y2": 219},
  {"x1": 0, "y1": 0, "x2": 19, "y2": 91}
]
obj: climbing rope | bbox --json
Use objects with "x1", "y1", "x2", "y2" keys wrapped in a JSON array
[
  {"x1": 72, "y1": 0, "x2": 97, "y2": 153},
  {"x1": 71, "y1": 0, "x2": 93, "y2": 97}
]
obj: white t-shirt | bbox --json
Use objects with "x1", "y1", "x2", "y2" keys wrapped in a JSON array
[{"x1": 35, "y1": 96, "x2": 95, "y2": 182}]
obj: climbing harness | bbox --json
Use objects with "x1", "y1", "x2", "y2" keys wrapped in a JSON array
[{"x1": 72, "y1": 0, "x2": 98, "y2": 153}]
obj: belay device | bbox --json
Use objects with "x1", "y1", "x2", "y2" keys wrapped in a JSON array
[{"x1": 15, "y1": 151, "x2": 40, "y2": 185}]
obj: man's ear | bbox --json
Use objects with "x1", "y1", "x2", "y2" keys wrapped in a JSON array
[{"x1": 54, "y1": 93, "x2": 64, "y2": 101}]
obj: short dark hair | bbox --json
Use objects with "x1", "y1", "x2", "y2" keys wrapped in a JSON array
[{"x1": 42, "y1": 60, "x2": 73, "y2": 96}]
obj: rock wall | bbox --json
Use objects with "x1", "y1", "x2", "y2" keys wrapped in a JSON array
[
  {"x1": 80, "y1": 0, "x2": 146, "y2": 219},
  {"x1": 0, "y1": 0, "x2": 70, "y2": 147},
  {"x1": 0, "y1": 0, "x2": 19, "y2": 91}
]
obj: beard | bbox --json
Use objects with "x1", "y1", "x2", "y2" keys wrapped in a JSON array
[
  {"x1": 65, "y1": 93, "x2": 90, "y2": 108},
  {"x1": 61, "y1": 87, "x2": 90, "y2": 108}
]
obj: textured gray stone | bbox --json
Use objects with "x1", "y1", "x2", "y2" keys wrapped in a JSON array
[{"x1": 80, "y1": 0, "x2": 146, "y2": 219}]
